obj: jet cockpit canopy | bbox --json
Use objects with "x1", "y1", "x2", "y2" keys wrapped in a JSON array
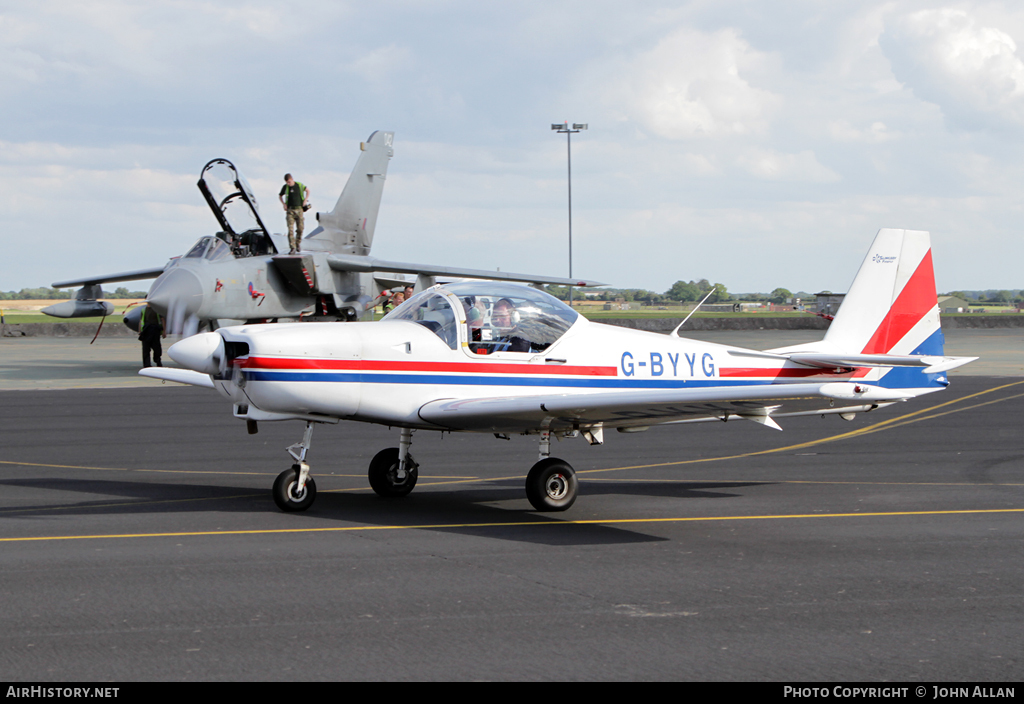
[{"x1": 197, "y1": 158, "x2": 276, "y2": 257}]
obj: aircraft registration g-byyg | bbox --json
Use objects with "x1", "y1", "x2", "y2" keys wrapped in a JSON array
[
  {"x1": 44, "y1": 130, "x2": 601, "y2": 334},
  {"x1": 146, "y1": 229, "x2": 976, "y2": 513}
]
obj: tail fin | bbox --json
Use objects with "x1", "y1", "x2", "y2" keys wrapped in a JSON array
[
  {"x1": 306, "y1": 130, "x2": 394, "y2": 255},
  {"x1": 825, "y1": 228, "x2": 943, "y2": 357}
]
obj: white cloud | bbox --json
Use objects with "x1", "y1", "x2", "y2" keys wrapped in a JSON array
[
  {"x1": 736, "y1": 148, "x2": 841, "y2": 183},
  {"x1": 828, "y1": 119, "x2": 898, "y2": 143},
  {"x1": 881, "y1": 8, "x2": 1024, "y2": 130},
  {"x1": 347, "y1": 44, "x2": 413, "y2": 82},
  {"x1": 605, "y1": 26, "x2": 779, "y2": 140}
]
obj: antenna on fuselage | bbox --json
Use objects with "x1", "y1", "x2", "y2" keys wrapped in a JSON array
[{"x1": 669, "y1": 287, "x2": 717, "y2": 338}]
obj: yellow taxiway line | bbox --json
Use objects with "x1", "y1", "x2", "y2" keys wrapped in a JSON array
[{"x1": 2, "y1": 507, "x2": 1023, "y2": 543}]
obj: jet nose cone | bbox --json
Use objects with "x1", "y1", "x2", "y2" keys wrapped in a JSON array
[
  {"x1": 147, "y1": 269, "x2": 204, "y2": 318},
  {"x1": 168, "y1": 332, "x2": 224, "y2": 375}
]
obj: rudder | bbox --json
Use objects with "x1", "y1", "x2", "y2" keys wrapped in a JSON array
[{"x1": 825, "y1": 229, "x2": 943, "y2": 357}]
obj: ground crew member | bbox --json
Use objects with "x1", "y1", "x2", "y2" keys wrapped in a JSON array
[
  {"x1": 139, "y1": 305, "x2": 165, "y2": 368},
  {"x1": 279, "y1": 174, "x2": 311, "y2": 254}
]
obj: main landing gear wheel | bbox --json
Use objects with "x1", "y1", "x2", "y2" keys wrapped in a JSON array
[
  {"x1": 368, "y1": 447, "x2": 419, "y2": 498},
  {"x1": 273, "y1": 465, "x2": 318, "y2": 512},
  {"x1": 525, "y1": 458, "x2": 578, "y2": 512}
]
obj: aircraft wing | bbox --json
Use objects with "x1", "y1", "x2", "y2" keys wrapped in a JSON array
[
  {"x1": 418, "y1": 381, "x2": 913, "y2": 433},
  {"x1": 328, "y1": 254, "x2": 605, "y2": 287},
  {"x1": 52, "y1": 265, "x2": 168, "y2": 289}
]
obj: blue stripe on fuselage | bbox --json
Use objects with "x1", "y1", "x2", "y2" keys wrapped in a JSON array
[{"x1": 243, "y1": 370, "x2": 770, "y2": 389}]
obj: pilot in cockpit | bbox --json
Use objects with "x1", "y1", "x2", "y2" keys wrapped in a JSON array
[{"x1": 489, "y1": 298, "x2": 530, "y2": 353}]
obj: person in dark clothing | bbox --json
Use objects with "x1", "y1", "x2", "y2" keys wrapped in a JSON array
[
  {"x1": 490, "y1": 298, "x2": 530, "y2": 352},
  {"x1": 139, "y1": 305, "x2": 165, "y2": 368}
]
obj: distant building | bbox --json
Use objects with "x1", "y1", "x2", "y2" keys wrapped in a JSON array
[
  {"x1": 937, "y1": 295, "x2": 971, "y2": 314},
  {"x1": 815, "y1": 292, "x2": 846, "y2": 317}
]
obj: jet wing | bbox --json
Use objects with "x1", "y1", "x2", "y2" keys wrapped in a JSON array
[
  {"x1": 373, "y1": 273, "x2": 416, "y2": 289},
  {"x1": 418, "y1": 381, "x2": 912, "y2": 433},
  {"x1": 328, "y1": 254, "x2": 605, "y2": 287},
  {"x1": 52, "y1": 265, "x2": 168, "y2": 288}
]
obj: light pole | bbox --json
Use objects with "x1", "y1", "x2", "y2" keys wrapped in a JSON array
[{"x1": 551, "y1": 121, "x2": 587, "y2": 306}]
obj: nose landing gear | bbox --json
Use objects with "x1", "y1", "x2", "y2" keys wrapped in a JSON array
[{"x1": 272, "y1": 421, "x2": 318, "y2": 512}]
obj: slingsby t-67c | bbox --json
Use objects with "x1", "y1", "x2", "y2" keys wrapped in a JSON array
[{"x1": 146, "y1": 229, "x2": 975, "y2": 512}]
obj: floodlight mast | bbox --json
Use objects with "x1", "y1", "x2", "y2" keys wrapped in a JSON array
[{"x1": 551, "y1": 121, "x2": 587, "y2": 306}]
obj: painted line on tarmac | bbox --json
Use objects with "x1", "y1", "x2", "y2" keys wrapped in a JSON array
[
  {"x1": 579, "y1": 477, "x2": 1024, "y2": 486},
  {"x1": 2, "y1": 507, "x2": 1023, "y2": 543},
  {"x1": 579, "y1": 380, "x2": 1024, "y2": 475}
]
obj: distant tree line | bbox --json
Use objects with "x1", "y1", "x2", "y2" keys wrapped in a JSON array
[
  {"x1": 546, "y1": 281, "x2": 803, "y2": 305},
  {"x1": 0, "y1": 287, "x2": 149, "y2": 300},
  {"x1": 543, "y1": 284, "x2": 1024, "y2": 306},
  {"x1": 945, "y1": 290, "x2": 1023, "y2": 304}
]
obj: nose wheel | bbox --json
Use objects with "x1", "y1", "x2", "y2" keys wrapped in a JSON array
[
  {"x1": 273, "y1": 464, "x2": 318, "y2": 512},
  {"x1": 525, "y1": 458, "x2": 578, "y2": 512},
  {"x1": 271, "y1": 421, "x2": 318, "y2": 512}
]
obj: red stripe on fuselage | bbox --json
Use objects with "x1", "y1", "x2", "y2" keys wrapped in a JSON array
[
  {"x1": 240, "y1": 356, "x2": 618, "y2": 376},
  {"x1": 861, "y1": 250, "x2": 937, "y2": 354},
  {"x1": 719, "y1": 367, "x2": 856, "y2": 379}
]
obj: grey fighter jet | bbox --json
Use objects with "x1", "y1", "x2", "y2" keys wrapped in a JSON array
[{"x1": 45, "y1": 131, "x2": 602, "y2": 334}]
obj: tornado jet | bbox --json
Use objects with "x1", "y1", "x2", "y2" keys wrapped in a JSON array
[{"x1": 45, "y1": 131, "x2": 601, "y2": 335}]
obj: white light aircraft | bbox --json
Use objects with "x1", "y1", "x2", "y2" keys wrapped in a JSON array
[{"x1": 146, "y1": 229, "x2": 976, "y2": 512}]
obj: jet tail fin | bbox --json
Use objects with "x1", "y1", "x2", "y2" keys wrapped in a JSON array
[{"x1": 305, "y1": 130, "x2": 394, "y2": 255}]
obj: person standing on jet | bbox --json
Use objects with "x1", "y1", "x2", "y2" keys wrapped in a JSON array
[
  {"x1": 139, "y1": 304, "x2": 165, "y2": 368},
  {"x1": 278, "y1": 174, "x2": 311, "y2": 254}
]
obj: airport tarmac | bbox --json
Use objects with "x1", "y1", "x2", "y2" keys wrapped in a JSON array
[{"x1": 0, "y1": 330, "x2": 1022, "y2": 680}]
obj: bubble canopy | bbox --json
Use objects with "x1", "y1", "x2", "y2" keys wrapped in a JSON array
[{"x1": 382, "y1": 282, "x2": 579, "y2": 353}]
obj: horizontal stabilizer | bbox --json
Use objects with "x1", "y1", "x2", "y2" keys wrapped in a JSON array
[
  {"x1": 328, "y1": 254, "x2": 605, "y2": 287},
  {"x1": 787, "y1": 352, "x2": 978, "y2": 374},
  {"x1": 138, "y1": 367, "x2": 215, "y2": 388},
  {"x1": 729, "y1": 348, "x2": 977, "y2": 375}
]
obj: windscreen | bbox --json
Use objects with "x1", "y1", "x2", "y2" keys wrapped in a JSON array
[{"x1": 446, "y1": 282, "x2": 578, "y2": 354}]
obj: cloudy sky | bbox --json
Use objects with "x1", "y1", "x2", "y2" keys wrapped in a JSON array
[{"x1": 3, "y1": 1, "x2": 1024, "y2": 295}]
